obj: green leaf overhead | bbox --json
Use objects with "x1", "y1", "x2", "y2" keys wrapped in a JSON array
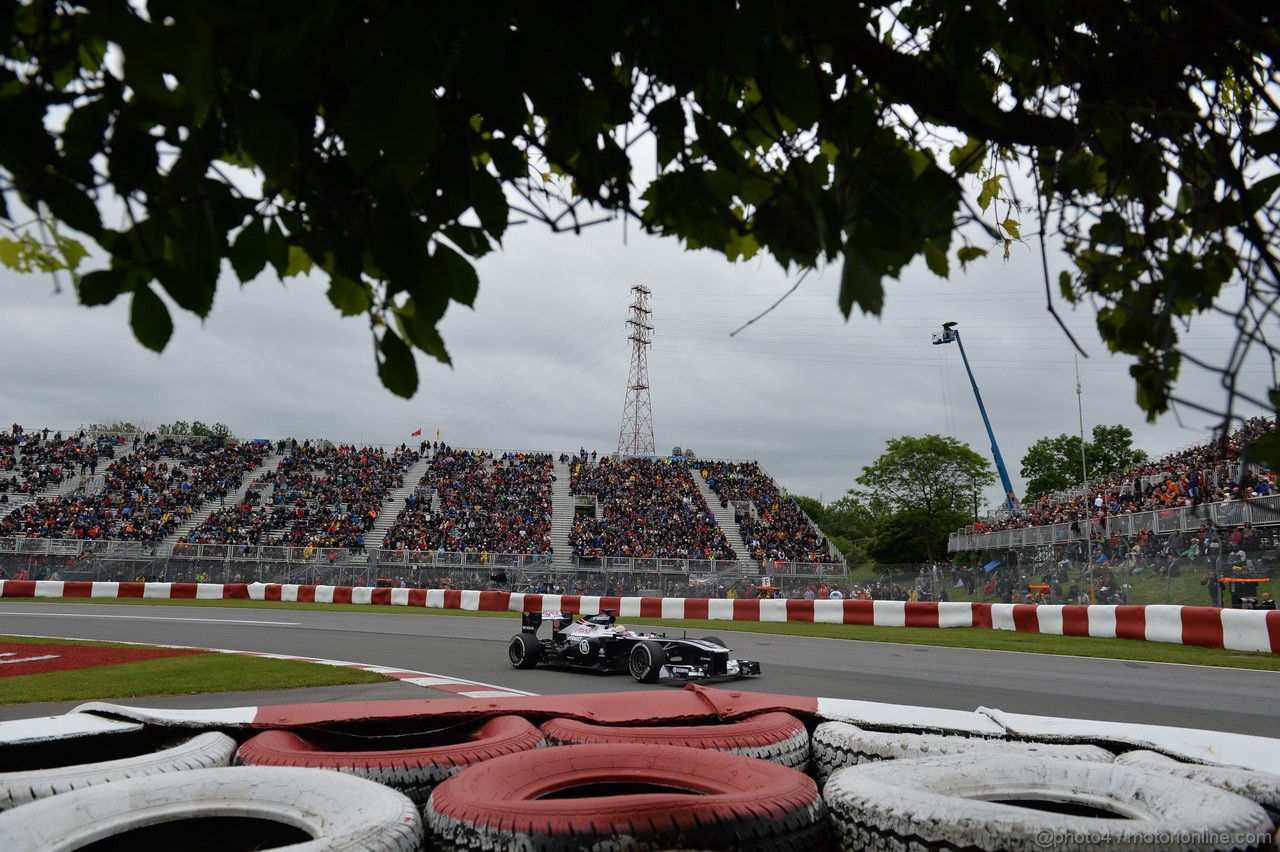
[
  {"x1": 129, "y1": 284, "x2": 174, "y2": 352},
  {"x1": 0, "y1": 1, "x2": 1275, "y2": 466}
]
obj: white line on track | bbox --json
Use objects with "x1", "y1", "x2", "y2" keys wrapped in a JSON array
[{"x1": 0, "y1": 611, "x2": 298, "y2": 626}]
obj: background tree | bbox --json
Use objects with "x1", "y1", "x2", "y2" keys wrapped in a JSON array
[
  {"x1": 1020, "y1": 424, "x2": 1149, "y2": 501},
  {"x1": 792, "y1": 495, "x2": 826, "y2": 526},
  {"x1": 87, "y1": 421, "x2": 141, "y2": 434},
  {"x1": 856, "y1": 434, "x2": 994, "y2": 562},
  {"x1": 2, "y1": 3, "x2": 1277, "y2": 463},
  {"x1": 156, "y1": 420, "x2": 234, "y2": 438},
  {"x1": 797, "y1": 492, "x2": 877, "y2": 562},
  {"x1": 866, "y1": 506, "x2": 972, "y2": 565},
  {"x1": 1086, "y1": 425, "x2": 1149, "y2": 480}
]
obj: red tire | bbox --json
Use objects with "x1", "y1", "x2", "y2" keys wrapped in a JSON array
[
  {"x1": 425, "y1": 743, "x2": 827, "y2": 851},
  {"x1": 236, "y1": 715, "x2": 544, "y2": 802},
  {"x1": 539, "y1": 711, "x2": 810, "y2": 770}
]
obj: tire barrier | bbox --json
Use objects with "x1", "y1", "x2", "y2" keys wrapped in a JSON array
[
  {"x1": 2, "y1": 685, "x2": 1280, "y2": 849},
  {"x1": 424, "y1": 743, "x2": 827, "y2": 851},
  {"x1": 974, "y1": 706, "x2": 1280, "y2": 773},
  {"x1": 811, "y1": 721, "x2": 1113, "y2": 784},
  {"x1": 235, "y1": 715, "x2": 545, "y2": 803},
  {"x1": 1116, "y1": 750, "x2": 1280, "y2": 823},
  {"x1": 0, "y1": 765, "x2": 423, "y2": 851},
  {"x1": 824, "y1": 753, "x2": 1274, "y2": 851},
  {"x1": 539, "y1": 711, "x2": 811, "y2": 770},
  {"x1": 59, "y1": 683, "x2": 1280, "y2": 774},
  {"x1": 5, "y1": 579, "x2": 1278, "y2": 653},
  {"x1": 0, "y1": 730, "x2": 237, "y2": 812}
]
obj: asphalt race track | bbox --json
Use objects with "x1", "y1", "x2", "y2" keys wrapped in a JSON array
[{"x1": 0, "y1": 602, "x2": 1276, "y2": 737}]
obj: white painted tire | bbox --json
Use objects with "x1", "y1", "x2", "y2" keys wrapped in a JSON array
[
  {"x1": 812, "y1": 721, "x2": 1112, "y2": 784},
  {"x1": 0, "y1": 731, "x2": 237, "y2": 812},
  {"x1": 1117, "y1": 750, "x2": 1280, "y2": 822},
  {"x1": 0, "y1": 765, "x2": 422, "y2": 851},
  {"x1": 825, "y1": 754, "x2": 1273, "y2": 851}
]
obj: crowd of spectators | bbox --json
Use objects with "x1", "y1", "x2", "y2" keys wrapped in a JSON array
[
  {"x1": 695, "y1": 460, "x2": 838, "y2": 564},
  {"x1": 0, "y1": 432, "x2": 270, "y2": 543},
  {"x1": 0, "y1": 426, "x2": 123, "y2": 500},
  {"x1": 570, "y1": 455, "x2": 736, "y2": 560},
  {"x1": 977, "y1": 416, "x2": 1278, "y2": 535},
  {"x1": 183, "y1": 442, "x2": 419, "y2": 553},
  {"x1": 382, "y1": 448, "x2": 554, "y2": 556}
]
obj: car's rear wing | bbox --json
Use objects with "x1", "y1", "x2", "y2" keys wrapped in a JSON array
[{"x1": 520, "y1": 611, "x2": 569, "y2": 634}]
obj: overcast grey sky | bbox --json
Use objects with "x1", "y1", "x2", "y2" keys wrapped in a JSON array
[{"x1": 1, "y1": 210, "x2": 1272, "y2": 511}]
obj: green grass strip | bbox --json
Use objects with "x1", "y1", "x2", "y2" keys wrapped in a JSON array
[{"x1": 0, "y1": 644, "x2": 387, "y2": 706}]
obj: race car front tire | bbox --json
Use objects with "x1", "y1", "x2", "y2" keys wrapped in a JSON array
[
  {"x1": 628, "y1": 639, "x2": 666, "y2": 683},
  {"x1": 539, "y1": 711, "x2": 811, "y2": 769},
  {"x1": 508, "y1": 633, "x2": 541, "y2": 669},
  {"x1": 235, "y1": 715, "x2": 545, "y2": 803},
  {"x1": 0, "y1": 765, "x2": 423, "y2": 851},
  {"x1": 425, "y1": 743, "x2": 827, "y2": 851}
]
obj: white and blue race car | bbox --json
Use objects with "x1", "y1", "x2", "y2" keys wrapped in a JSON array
[{"x1": 507, "y1": 610, "x2": 762, "y2": 683}]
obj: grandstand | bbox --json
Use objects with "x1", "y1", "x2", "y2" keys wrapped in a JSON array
[
  {"x1": 0, "y1": 424, "x2": 844, "y2": 594},
  {"x1": 946, "y1": 417, "x2": 1278, "y2": 608}
]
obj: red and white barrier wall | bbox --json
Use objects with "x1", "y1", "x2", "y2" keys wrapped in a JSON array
[{"x1": 2, "y1": 579, "x2": 1277, "y2": 654}]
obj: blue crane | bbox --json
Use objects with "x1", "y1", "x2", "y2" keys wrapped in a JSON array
[{"x1": 932, "y1": 321, "x2": 1021, "y2": 517}]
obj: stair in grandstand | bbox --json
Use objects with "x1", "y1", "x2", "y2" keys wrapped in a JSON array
[
  {"x1": 0, "y1": 471, "x2": 81, "y2": 520},
  {"x1": 690, "y1": 470, "x2": 752, "y2": 562},
  {"x1": 160, "y1": 450, "x2": 288, "y2": 548},
  {"x1": 549, "y1": 458, "x2": 576, "y2": 571},
  {"x1": 366, "y1": 450, "x2": 434, "y2": 551}
]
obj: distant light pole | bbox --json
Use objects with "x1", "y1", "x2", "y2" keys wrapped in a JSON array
[
  {"x1": 932, "y1": 322, "x2": 1020, "y2": 517},
  {"x1": 1077, "y1": 355, "x2": 1094, "y2": 603}
]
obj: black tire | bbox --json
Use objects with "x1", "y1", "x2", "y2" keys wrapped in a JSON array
[
  {"x1": 628, "y1": 639, "x2": 666, "y2": 683},
  {"x1": 539, "y1": 711, "x2": 810, "y2": 769},
  {"x1": 812, "y1": 721, "x2": 1113, "y2": 785},
  {"x1": 825, "y1": 753, "x2": 1272, "y2": 851},
  {"x1": 425, "y1": 743, "x2": 826, "y2": 851},
  {"x1": 0, "y1": 765, "x2": 423, "y2": 851},
  {"x1": 508, "y1": 633, "x2": 541, "y2": 669},
  {"x1": 0, "y1": 731, "x2": 238, "y2": 812},
  {"x1": 235, "y1": 715, "x2": 544, "y2": 804}
]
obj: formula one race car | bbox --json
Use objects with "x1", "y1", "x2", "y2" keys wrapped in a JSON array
[{"x1": 507, "y1": 610, "x2": 762, "y2": 683}]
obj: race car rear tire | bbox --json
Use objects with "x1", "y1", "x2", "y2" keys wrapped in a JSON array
[
  {"x1": 628, "y1": 639, "x2": 666, "y2": 683},
  {"x1": 508, "y1": 633, "x2": 541, "y2": 669},
  {"x1": 235, "y1": 715, "x2": 544, "y2": 803},
  {"x1": 824, "y1": 753, "x2": 1272, "y2": 851},
  {"x1": 0, "y1": 730, "x2": 238, "y2": 812},
  {"x1": 539, "y1": 711, "x2": 810, "y2": 769},
  {"x1": 1116, "y1": 750, "x2": 1280, "y2": 822},
  {"x1": 425, "y1": 743, "x2": 827, "y2": 851},
  {"x1": 812, "y1": 720, "x2": 1113, "y2": 784},
  {"x1": 0, "y1": 765, "x2": 422, "y2": 851}
]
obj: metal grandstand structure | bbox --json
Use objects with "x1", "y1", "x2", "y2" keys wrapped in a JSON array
[{"x1": 617, "y1": 284, "x2": 656, "y2": 456}]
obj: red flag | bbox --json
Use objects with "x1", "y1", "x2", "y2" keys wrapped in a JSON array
[{"x1": 410, "y1": 428, "x2": 422, "y2": 437}]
